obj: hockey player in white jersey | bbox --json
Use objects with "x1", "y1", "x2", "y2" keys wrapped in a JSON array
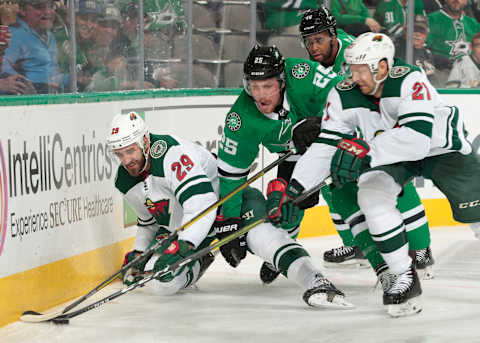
[
  {"x1": 107, "y1": 112, "x2": 353, "y2": 308},
  {"x1": 268, "y1": 32, "x2": 480, "y2": 317}
]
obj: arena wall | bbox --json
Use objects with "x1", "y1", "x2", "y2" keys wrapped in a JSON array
[{"x1": 0, "y1": 88, "x2": 478, "y2": 327}]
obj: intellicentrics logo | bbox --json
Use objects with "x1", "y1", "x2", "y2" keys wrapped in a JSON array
[{"x1": 0, "y1": 140, "x2": 8, "y2": 256}]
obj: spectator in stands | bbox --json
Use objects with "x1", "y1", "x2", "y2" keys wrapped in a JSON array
[
  {"x1": 0, "y1": 0, "x2": 19, "y2": 25},
  {"x1": 0, "y1": 11, "x2": 35, "y2": 94},
  {"x1": 1, "y1": 0, "x2": 67, "y2": 93},
  {"x1": 427, "y1": 0, "x2": 480, "y2": 72},
  {"x1": 85, "y1": 3, "x2": 127, "y2": 92},
  {"x1": 446, "y1": 31, "x2": 480, "y2": 87},
  {"x1": 330, "y1": 0, "x2": 382, "y2": 36},
  {"x1": 55, "y1": 0, "x2": 102, "y2": 92},
  {"x1": 374, "y1": 0, "x2": 426, "y2": 43},
  {"x1": 262, "y1": 0, "x2": 320, "y2": 34}
]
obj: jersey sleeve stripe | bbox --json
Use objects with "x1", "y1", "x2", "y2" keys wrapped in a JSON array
[
  {"x1": 218, "y1": 167, "x2": 250, "y2": 179},
  {"x1": 443, "y1": 106, "x2": 463, "y2": 151},
  {"x1": 178, "y1": 182, "x2": 215, "y2": 206},
  {"x1": 403, "y1": 120, "x2": 433, "y2": 138},
  {"x1": 174, "y1": 175, "x2": 208, "y2": 197},
  {"x1": 398, "y1": 112, "x2": 434, "y2": 123},
  {"x1": 137, "y1": 217, "x2": 156, "y2": 227}
]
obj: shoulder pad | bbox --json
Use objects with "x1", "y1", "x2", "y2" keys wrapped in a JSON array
[
  {"x1": 389, "y1": 66, "x2": 411, "y2": 78},
  {"x1": 226, "y1": 112, "x2": 242, "y2": 132},
  {"x1": 150, "y1": 139, "x2": 168, "y2": 159},
  {"x1": 291, "y1": 62, "x2": 312, "y2": 79},
  {"x1": 336, "y1": 79, "x2": 356, "y2": 91}
]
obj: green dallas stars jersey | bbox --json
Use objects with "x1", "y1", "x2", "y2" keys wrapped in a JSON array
[
  {"x1": 373, "y1": 0, "x2": 425, "y2": 39},
  {"x1": 115, "y1": 133, "x2": 219, "y2": 250},
  {"x1": 427, "y1": 10, "x2": 480, "y2": 61},
  {"x1": 264, "y1": 0, "x2": 320, "y2": 30},
  {"x1": 291, "y1": 58, "x2": 472, "y2": 190},
  {"x1": 218, "y1": 57, "x2": 342, "y2": 218}
]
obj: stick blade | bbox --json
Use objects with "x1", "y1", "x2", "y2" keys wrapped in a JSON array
[{"x1": 20, "y1": 310, "x2": 64, "y2": 323}]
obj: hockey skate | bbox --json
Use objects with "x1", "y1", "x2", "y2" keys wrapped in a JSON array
[
  {"x1": 260, "y1": 261, "x2": 281, "y2": 285},
  {"x1": 414, "y1": 247, "x2": 435, "y2": 280},
  {"x1": 383, "y1": 264, "x2": 422, "y2": 318},
  {"x1": 303, "y1": 274, "x2": 354, "y2": 309},
  {"x1": 323, "y1": 245, "x2": 369, "y2": 269}
]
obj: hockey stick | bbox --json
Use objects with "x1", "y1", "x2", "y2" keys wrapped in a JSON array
[
  {"x1": 22, "y1": 177, "x2": 331, "y2": 324},
  {"x1": 20, "y1": 150, "x2": 296, "y2": 321}
]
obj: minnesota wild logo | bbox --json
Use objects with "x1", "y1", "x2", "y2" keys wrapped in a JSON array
[
  {"x1": 226, "y1": 112, "x2": 242, "y2": 131},
  {"x1": 145, "y1": 198, "x2": 171, "y2": 226},
  {"x1": 389, "y1": 66, "x2": 410, "y2": 78},
  {"x1": 291, "y1": 63, "x2": 311, "y2": 79},
  {"x1": 150, "y1": 140, "x2": 167, "y2": 159},
  {"x1": 336, "y1": 79, "x2": 355, "y2": 91}
]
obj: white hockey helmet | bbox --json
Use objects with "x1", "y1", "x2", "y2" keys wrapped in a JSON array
[
  {"x1": 107, "y1": 112, "x2": 150, "y2": 172},
  {"x1": 107, "y1": 112, "x2": 149, "y2": 151},
  {"x1": 344, "y1": 32, "x2": 395, "y2": 74}
]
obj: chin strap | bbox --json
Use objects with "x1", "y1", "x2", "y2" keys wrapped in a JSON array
[{"x1": 368, "y1": 71, "x2": 388, "y2": 96}]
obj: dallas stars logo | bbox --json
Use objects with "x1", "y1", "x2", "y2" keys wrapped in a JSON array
[
  {"x1": 446, "y1": 22, "x2": 469, "y2": 59},
  {"x1": 291, "y1": 63, "x2": 311, "y2": 79},
  {"x1": 226, "y1": 112, "x2": 241, "y2": 131}
]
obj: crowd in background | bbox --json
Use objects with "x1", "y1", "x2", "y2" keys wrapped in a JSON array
[{"x1": 0, "y1": 0, "x2": 478, "y2": 95}]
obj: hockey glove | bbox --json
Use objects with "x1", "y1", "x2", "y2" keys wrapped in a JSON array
[
  {"x1": 266, "y1": 178, "x2": 303, "y2": 229},
  {"x1": 122, "y1": 250, "x2": 148, "y2": 286},
  {"x1": 330, "y1": 138, "x2": 371, "y2": 187},
  {"x1": 153, "y1": 239, "x2": 193, "y2": 283},
  {"x1": 213, "y1": 215, "x2": 247, "y2": 268},
  {"x1": 292, "y1": 116, "x2": 322, "y2": 154}
]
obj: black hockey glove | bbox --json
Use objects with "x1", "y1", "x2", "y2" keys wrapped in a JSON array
[
  {"x1": 213, "y1": 215, "x2": 247, "y2": 268},
  {"x1": 292, "y1": 116, "x2": 322, "y2": 154}
]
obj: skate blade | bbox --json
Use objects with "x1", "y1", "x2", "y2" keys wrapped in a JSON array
[
  {"x1": 323, "y1": 259, "x2": 370, "y2": 270},
  {"x1": 387, "y1": 296, "x2": 422, "y2": 318},
  {"x1": 418, "y1": 266, "x2": 434, "y2": 280},
  {"x1": 307, "y1": 293, "x2": 355, "y2": 309}
]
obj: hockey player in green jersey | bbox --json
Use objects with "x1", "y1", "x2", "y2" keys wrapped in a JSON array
[
  {"x1": 299, "y1": 8, "x2": 433, "y2": 275},
  {"x1": 272, "y1": 32, "x2": 480, "y2": 317},
  {"x1": 217, "y1": 45, "x2": 342, "y2": 284},
  {"x1": 108, "y1": 112, "x2": 353, "y2": 308}
]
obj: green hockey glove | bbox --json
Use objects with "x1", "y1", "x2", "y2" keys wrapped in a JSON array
[
  {"x1": 266, "y1": 178, "x2": 303, "y2": 229},
  {"x1": 153, "y1": 240, "x2": 193, "y2": 283},
  {"x1": 331, "y1": 138, "x2": 371, "y2": 187}
]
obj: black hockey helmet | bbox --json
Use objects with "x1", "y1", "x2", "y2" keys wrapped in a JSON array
[
  {"x1": 300, "y1": 7, "x2": 337, "y2": 38},
  {"x1": 243, "y1": 45, "x2": 285, "y2": 81}
]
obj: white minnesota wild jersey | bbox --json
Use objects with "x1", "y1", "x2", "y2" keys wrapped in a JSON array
[
  {"x1": 292, "y1": 58, "x2": 472, "y2": 191},
  {"x1": 115, "y1": 134, "x2": 219, "y2": 250}
]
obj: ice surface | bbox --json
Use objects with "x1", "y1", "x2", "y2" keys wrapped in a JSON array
[{"x1": 2, "y1": 226, "x2": 479, "y2": 343}]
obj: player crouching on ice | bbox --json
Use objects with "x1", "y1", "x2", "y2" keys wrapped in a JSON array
[{"x1": 107, "y1": 112, "x2": 353, "y2": 308}]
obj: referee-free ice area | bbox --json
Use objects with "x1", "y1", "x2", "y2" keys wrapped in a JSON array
[{"x1": 2, "y1": 226, "x2": 479, "y2": 343}]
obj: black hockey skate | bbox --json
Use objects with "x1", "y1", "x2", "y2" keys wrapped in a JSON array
[
  {"x1": 414, "y1": 247, "x2": 435, "y2": 280},
  {"x1": 323, "y1": 245, "x2": 369, "y2": 269},
  {"x1": 303, "y1": 274, "x2": 354, "y2": 309},
  {"x1": 260, "y1": 261, "x2": 281, "y2": 285},
  {"x1": 383, "y1": 264, "x2": 422, "y2": 317}
]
